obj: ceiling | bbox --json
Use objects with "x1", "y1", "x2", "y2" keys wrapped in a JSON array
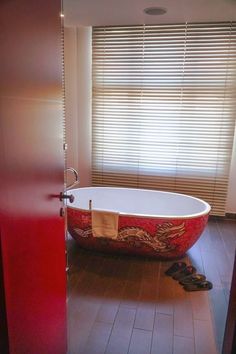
[{"x1": 64, "y1": 0, "x2": 236, "y2": 27}]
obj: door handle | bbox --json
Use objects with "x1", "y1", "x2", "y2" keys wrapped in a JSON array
[{"x1": 59, "y1": 192, "x2": 74, "y2": 203}]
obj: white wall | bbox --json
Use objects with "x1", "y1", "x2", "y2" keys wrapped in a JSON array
[
  {"x1": 226, "y1": 125, "x2": 236, "y2": 212},
  {"x1": 64, "y1": 25, "x2": 236, "y2": 212},
  {"x1": 64, "y1": 26, "x2": 92, "y2": 187}
]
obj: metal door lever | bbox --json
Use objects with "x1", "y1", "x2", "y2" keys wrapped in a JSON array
[{"x1": 59, "y1": 192, "x2": 74, "y2": 203}]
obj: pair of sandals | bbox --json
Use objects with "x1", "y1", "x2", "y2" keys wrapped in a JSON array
[{"x1": 165, "y1": 261, "x2": 213, "y2": 291}]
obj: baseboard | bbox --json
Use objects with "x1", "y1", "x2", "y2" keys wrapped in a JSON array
[
  {"x1": 225, "y1": 213, "x2": 236, "y2": 220},
  {"x1": 209, "y1": 213, "x2": 236, "y2": 221}
]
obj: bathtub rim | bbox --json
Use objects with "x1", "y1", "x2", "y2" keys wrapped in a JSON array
[{"x1": 67, "y1": 187, "x2": 211, "y2": 220}]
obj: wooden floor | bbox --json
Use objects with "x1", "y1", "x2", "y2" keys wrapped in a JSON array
[{"x1": 67, "y1": 218, "x2": 236, "y2": 354}]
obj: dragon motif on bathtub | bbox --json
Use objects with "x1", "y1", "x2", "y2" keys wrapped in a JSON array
[
  {"x1": 73, "y1": 221, "x2": 186, "y2": 253},
  {"x1": 117, "y1": 222, "x2": 185, "y2": 252}
]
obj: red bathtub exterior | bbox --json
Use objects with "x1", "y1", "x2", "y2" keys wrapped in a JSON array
[{"x1": 67, "y1": 207, "x2": 209, "y2": 259}]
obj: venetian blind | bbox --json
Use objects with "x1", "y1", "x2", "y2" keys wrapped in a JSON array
[{"x1": 92, "y1": 23, "x2": 236, "y2": 215}]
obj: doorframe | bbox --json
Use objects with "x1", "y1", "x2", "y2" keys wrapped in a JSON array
[
  {"x1": 0, "y1": 233, "x2": 9, "y2": 354},
  {"x1": 222, "y1": 252, "x2": 236, "y2": 354}
]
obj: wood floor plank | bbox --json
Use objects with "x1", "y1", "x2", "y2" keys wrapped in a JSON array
[
  {"x1": 205, "y1": 220, "x2": 223, "y2": 251},
  {"x1": 217, "y1": 219, "x2": 236, "y2": 266},
  {"x1": 134, "y1": 304, "x2": 155, "y2": 331},
  {"x1": 187, "y1": 241, "x2": 205, "y2": 274},
  {"x1": 151, "y1": 313, "x2": 173, "y2": 354},
  {"x1": 68, "y1": 250, "x2": 94, "y2": 298},
  {"x1": 105, "y1": 307, "x2": 136, "y2": 354},
  {"x1": 120, "y1": 258, "x2": 143, "y2": 309},
  {"x1": 68, "y1": 299, "x2": 101, "y2": 354},
  {"x1": 223, "y1": 284, "x2": 230, "y2": 304},
  {"x1": 139, "y1": 259, "x2": 160, "y2": 304},
  {"x1": 207, "y1": 221, "x2": 233, "y2": 284},
  {"x1": 83, "y1": 321, "x2": 113, "y2": 354},
  {"x1": 211, "y1": 248, "x2": 232, "y2": 284},
  {"x1": 96, "y1": 299, "x2": 120, "y2": 324},
  {"x1": 156, "y1": 261, "x2": 176, "y2": 315},
  {"x1": 75, "y1": 253, "x2": 105, "y2": 296},
  {"x1": 208, "y1": 287, "x2": 228, "y2": 353},
  {"x1": 128, "y1": 328, "x2": 152, "y2": 354},
  {"x1": 96, "y1": 257, "x2": 131, "y2": 323},
  {"x1": 85, "y1": 262, "x2": 111, "y2": 300},
  {"x1": 134, "y1": 259, "x2": 159, "y2": 331},
  {"x1": 68, "y1": 253, "x2": 115, "y2": 353},
  {"x1": 173, "y1": 336, "x2": 195, "y2": 354},
  {"x1": 201, "y1": 250, "x2": 222, "y2": 288},
  {"x1": 173, "y1": 284, "x2": 194, "y2": 338},
  {"x1": 194, "y1": 319, "x2": 218, "y2": 354},
  {"x1": 190, "y1": 291, "x2": 212, "y2": 321},
  {"x1": 196, "y1": 225, "x2": 212, "y2": 253}
]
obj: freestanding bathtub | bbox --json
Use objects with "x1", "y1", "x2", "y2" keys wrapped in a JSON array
[{"x1": 67, "y1": 187, "x2": 211, "y2": 259}]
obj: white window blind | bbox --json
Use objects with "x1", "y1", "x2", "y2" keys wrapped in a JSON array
[{"x1": 92, "y1": 23, "x2": 236, "y2": 216}]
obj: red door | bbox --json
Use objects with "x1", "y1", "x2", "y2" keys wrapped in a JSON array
[{"x1": 0, "y1": 1, "x2": 67, "y2": 353}]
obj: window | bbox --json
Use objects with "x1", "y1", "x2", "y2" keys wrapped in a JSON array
[{"x1": 92, "y1": 23, "x2": 236, "y2": 215}]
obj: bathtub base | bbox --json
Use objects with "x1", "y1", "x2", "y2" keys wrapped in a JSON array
[
  {"x1": 68, "y1": 229, "x2": 187, "y2": 260},
  {"x1": 67, "y1": 209, "x2": 209, "y2": 260}
]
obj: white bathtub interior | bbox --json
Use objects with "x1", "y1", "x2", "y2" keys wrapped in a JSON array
[{"x1": 67, "y1": 187, "x2": 211, "y2": 218}]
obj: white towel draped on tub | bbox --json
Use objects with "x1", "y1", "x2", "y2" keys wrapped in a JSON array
[{"x1": 92, "y1": 210, "x2": 119, "y2": 239}]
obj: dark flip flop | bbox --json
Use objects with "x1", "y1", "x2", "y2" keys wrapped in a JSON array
[
  {"x1": 172, "y1": 265, "x2": 196, "y2": 280},
  {"x1": 183, "y1": 280, "x2": 213, "y2": 292},
  {"x1": 179, "y1": 273, "x2": 206, "y2": 285},
  {"x1": 165, "y1": 262, "x2": 187, "y2": 276}
]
